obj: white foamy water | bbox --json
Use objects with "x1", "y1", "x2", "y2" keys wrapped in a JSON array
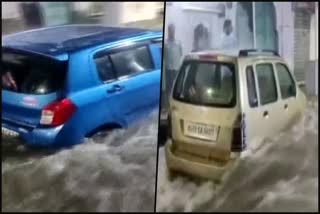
[
  {"x1": 2, "y1": 110, "x2": 159, "y2": 212},
  {"x1": 156, "y1": 99, "x2": 318, "y2": 212}
]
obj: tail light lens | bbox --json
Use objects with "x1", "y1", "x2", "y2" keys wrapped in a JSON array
[
  {"x1": 231, "y1": 114, "x2": 246, "y2": 152},
  {"x1": 40, "y1": 98, "x2": 76, "y2": 126}
]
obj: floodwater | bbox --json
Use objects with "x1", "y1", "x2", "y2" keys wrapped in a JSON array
[
  {"x1": 1, "y1": 99, "x2": 319, "y2": 212},
  {"x1": 2, "y1": 110, "x2": 159, "y2": 212},
  {"x1": 156, "y1": 99, "x2": 318, "y2": 212}
]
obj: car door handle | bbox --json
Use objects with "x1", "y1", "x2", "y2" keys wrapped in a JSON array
[
  {"x1": 107, "y1": 85, "x2": 124, "y2": 93},
  {"x1": 263, "y1": 111, "x2": 269, "y2": 118},
  {"x1": 284, "y1": 104, "x2": 288, "y2": 109}
]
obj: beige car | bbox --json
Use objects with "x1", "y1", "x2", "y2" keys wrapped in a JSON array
[{"x1": 165, "y1": 49, "x2": 307, "y2": 181}]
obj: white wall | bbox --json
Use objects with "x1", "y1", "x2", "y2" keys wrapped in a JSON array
[
  {"x1": 274, "y1": 2, "x2": 295, "y2": 71},
  {"x1": 165, "y1": 2, "x2": 223, "y2": 56},
  {"x1": 2, "y1": 2, "x2": 21, "y2": 19},
  {"x1": 122, "y1": 2, "x2": 160, "y2": 23},
  {"x1": 316, "y1": 4, "x2": 318, "y2": 96},
  {"x1": 102, "y1": 2, "x2": 161, "y2": 26},
  {"x1": 166, "y1": 2, "x2": 297, "y2": 72},
  {"x1": 309, "y1": 4, "x2": 318, "y2": 96},
  {"x1": 309, "y1": 5, "x2": 318, "y2": 61},
  {"x1": 102, "y1": 2, "x2": 124, "y2": 26},
  {"x1": 73, "y1": 2, "x2": 92, "y2": 12}
]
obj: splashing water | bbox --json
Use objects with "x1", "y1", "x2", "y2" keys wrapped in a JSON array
[
  {"x1": 157, "y1": 99, "x2": 318, "y2": 212},
  {"x1": 2, "y1": 110, "x2": 159, "y2": 212}
]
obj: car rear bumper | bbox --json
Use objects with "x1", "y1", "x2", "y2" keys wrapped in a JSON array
[
  {"x1": 165, "y1": 140, "x2": 234, "y2": 180},
  {"x1": 2, "y1": 120, "x2": 80, "y2": 147}
]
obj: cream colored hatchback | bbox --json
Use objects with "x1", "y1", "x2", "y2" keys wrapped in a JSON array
[{"x1": 165, "y1": 49, "x2": 307, "y2": 181}]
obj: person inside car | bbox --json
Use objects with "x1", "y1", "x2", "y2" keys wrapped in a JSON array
[{"x1": 2, "y1": 69, "x2": 18, "y2": 91}]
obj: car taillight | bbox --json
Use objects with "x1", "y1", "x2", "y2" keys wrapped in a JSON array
[
  {"x1": 40, "y1": 98, "x2": 76, "y2": 126},
  {"x1": 231, "y1": 114, "x2": 246, "y2": 152}
]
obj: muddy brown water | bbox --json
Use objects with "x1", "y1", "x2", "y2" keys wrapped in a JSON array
[
  {"x1": 156, "y1": 99, "x2": 318, "y2": 212},
  {"x1": 2, "y1": 110, "x2": 159, "y2": 212}
]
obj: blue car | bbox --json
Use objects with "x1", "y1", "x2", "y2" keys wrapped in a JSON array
[{"x1": 2, "y1": 25, "x2": 162, "y2": 148}]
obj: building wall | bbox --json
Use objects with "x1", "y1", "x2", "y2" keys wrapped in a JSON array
[
  {"x1": 122, "y1": 2, "x2": 160, "y2": 23},
  {"x1": 274, "y1": 2, "x2": 295, "y2": 71},
  {"x1": 102, "y1": 2, "x2": 161, "y2": 26},
  {"x1": 165, "y1": 2, "x2": 318, "y2": 76},
  {"x1": 316, "y1": 4, "x2": 318, "y2": 95},
  {"x1": 73, "y1": 2, "x2": 92, "y2": 12},
  {"x1": 41, "y1": 2, "x2": 71, "y2": 26},
  {"x1": 165, "y1": 2, "x2": 295, "y2": 67},
  {"x1": 309, "y1": 6, "x2": 318, "y2": 61},
  {"x1": 165, "y1": 2, "x2": 222, "y2": 56},
  {"x1": 307, "y1": 3, "x2": 318, "y2": 95},
  {"x1": 165, "y1": 2, "x2": 318, "y2": 96},
  {"x1": 1, "y1": 2, "x2": 20, "y2": 19}
]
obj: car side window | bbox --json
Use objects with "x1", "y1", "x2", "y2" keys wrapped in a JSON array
[
  {"x1": 157, "y1": 42, "x2": 162, "y2": 55},
  {"x1": 256, "y1": 63, "x2": 278, "y2": 105},
  {"x1": 276, "y1": 63, "x2": 296, "y2": 99},
  {"x1": 246, "y1": 66, "x2": 258, "y2": 107},
  {"x1": 109, "y1": 46, "x2": 154, "y2": 78},
  {"x1": 94, "y1": 54, "x2": 116, "y2": 82},
  {"x1": 152, "y1": 38, "x2": 162, "y2": 55}
]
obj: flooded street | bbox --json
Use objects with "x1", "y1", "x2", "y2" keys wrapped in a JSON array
[
  {"x1": 156, "y1": 99, "x2": 318, "y2": 212},
  {"x1": 2, "y1": 110, "x2": 159, "y2": 212}
]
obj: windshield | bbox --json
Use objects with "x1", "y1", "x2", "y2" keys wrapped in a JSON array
[
  {"x1": 2, "y1": 52, "x2": 67, "y2": 94},
  {"x1": 173, "y1": 60, "x2": 236, "y2": 107}
]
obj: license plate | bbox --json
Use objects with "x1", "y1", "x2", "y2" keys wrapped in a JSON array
[
  {"x1": 184, "y1": 121, "x2": 218, "y2": 141},
  {"x1": 2, "y1": 127, "x2": 19, "y2": 138}
]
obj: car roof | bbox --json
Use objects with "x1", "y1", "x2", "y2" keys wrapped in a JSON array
[
  {"x1": 184, "y1": 49, "x2": 282, "y2": 63},
  {"x1": 2, "y1": 24, "x2": 161, "y2": 58}
]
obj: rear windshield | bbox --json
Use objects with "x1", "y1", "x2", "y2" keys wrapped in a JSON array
[
  {"x1": 2, "y1": 51, "x2": 67, "y2": 94},
  {"x1": 173, "y1": 60, "x2": 236, "y2": 107}
]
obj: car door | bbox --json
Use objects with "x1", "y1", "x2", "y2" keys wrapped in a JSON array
[
  {"x1": 92, "y1": 40, "x2": 160, "y2": 126},
  {"x1": 243, "y1": 64, "x2": 262, "y2": 147},
  {"x1": 274, "y1": 62, "x2": 300, "y2": 129},
  {"x1": 245, "y1": 61, "x2": 284, "y2": 145}
]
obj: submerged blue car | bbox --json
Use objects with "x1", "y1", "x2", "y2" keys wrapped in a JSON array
[{"x1": 2, "y1": 25, "x2": 162, "y2": 147}]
